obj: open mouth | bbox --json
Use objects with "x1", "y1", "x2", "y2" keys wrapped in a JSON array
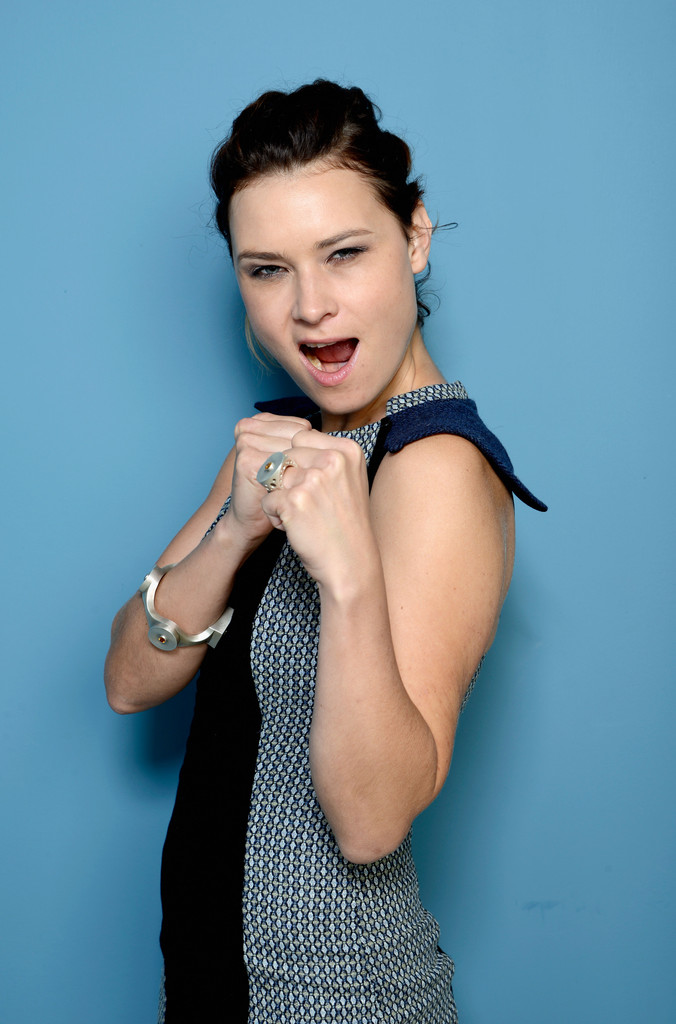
[{"x1": 300, "y1": 339, "x2": 358, "y2": 373}]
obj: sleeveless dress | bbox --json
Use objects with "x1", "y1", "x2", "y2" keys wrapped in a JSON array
[{"x1": 157, "y1": 383, "x2": 546, "y2": 1024}]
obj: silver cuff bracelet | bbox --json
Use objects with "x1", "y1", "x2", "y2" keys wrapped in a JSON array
[{"x1": 140, "y1": 564, "x2": 234, "y2": 651}]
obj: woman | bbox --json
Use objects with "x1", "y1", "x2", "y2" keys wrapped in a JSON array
[{"x1": 105, "y1": 80, "x2": 545, "y2": 1024}]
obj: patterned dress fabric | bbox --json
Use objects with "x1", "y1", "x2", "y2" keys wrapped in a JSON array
[
  {"x1": 242, "y1": 385, "x2": 461, "y2": 1023},
  {"x1": 160, "y1": 381, "x2": 541, "y2": 1023}
]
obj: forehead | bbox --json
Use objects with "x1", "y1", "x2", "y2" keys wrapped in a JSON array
[{"x1": 228, "y1": 163, "x2": 398, "y2": 252}]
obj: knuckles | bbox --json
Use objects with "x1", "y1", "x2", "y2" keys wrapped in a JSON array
[
  {"x1": 234, "y1": 413, "x2": 312, "y2": 439},
  {"x1": 234, "y1": 420, "x2": 366, "y2": 502},
  {"x1": 233, "y1": 417, "x2": 256, "y2": 439},
  {"x1": 336, "y1": 437, "x2": 366, "y2": 468},
  {"x1": 234, "y1": 429, "x2": 259, "y2": 452},
  {"x1": 318, "y1": 449, "x2": 343, "y2": 474},
  {"x1": 300, "y1": 466, "x2": 327, "y2": 491}
]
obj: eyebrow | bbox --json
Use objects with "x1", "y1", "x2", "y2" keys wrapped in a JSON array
[
  {"x1": 315, "y1": 228, "x2": 373, "y2": 251},
  {"x1": 236, "y1": 229, "x2": 373, "y2": 264}
]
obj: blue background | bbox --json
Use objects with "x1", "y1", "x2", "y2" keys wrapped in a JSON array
[{"x1": 2, "y1": 1, "x2": 674, "y2": 1022}]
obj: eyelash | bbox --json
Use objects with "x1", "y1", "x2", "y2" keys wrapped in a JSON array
[
  {"x1": 247, "y1": 246, "x2": 367, "y2": 279},
  {"x1": 330, "y1": 245, "x2": 367, "y2": 263}
]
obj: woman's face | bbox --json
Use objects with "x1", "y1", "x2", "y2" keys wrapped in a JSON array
[{"x1": 229, "y1": 162, "x2": 432, "y2": 431}]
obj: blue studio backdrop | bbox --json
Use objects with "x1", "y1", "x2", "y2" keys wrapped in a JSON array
[{"x1": 1, "y1": 2, "x2": 674, "y2": 1022}]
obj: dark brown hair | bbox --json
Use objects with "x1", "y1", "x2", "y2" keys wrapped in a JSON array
[{"x1": 210, "y1": 79, "x2": 432, "y2": 322}]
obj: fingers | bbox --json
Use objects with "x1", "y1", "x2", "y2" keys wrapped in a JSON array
[
  {"x1": 234, "y1": 413, "x2": 311, "y2": 447},
  {"x1": 234, "y1": 416, "x2": 312, "y2": 475},
  {"x1": 235, "y1": 415, "x2": 367, "y2": 551},
  {"x1": 236, "y1": 415, "x2": 363, "y2": 490},
  {"x1": 258, "y1": 441, "x2": 366, "y2": 524},
  {"x1": 286, "y1": 432, "x2": 365, "y2": 485},
  {"x1": 235, "y1": 412, "x2": 360, "y2": 463},
  {"x1": 257, "y1": 437, "x2": 372, "y2": 585},
  {"x1": 260, "y1": 439, "x2": 362, "y2": 488}
]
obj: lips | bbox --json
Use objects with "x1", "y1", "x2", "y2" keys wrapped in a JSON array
[
  {"x1": 300, "y1": 339, "x2": 358, "y2": 372},
  {"x1": 298, "y1": 338, "x2": 359, "y2": 386}
]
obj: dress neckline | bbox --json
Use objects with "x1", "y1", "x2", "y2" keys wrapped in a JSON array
[
  {"x1": 331, "y1": 381, "x2": 468, "y2": 439},
  {"x1": 386, "y1": 381, "x2": 468, "y2": 415}
]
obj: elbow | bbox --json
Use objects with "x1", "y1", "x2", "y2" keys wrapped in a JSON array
[
  {"x1": 104, "y1": 677, "x2": 138, "y2": 716},
  {"x1": 314, "y1": 774, "x2": 438, "y2": 865},
  {"x1": 325, "y1": 776, "x2": 441, "y2": 864},
  {"x1": 106, "y1": 691, "x2": 140, "y2": 715},
  {"x1": 104, "y1": 613, "x2": 137, "y2": 713},
  {"x1": 104, "y1": 654, "x2": 145, "y2": 715},
  {"x1": 338, "y1": 839, "x2": 404, "y2": 866},
  {"x1": 331, "y1": 818, "x2": 412, "y2": 866},
  {"x1": 105, "y1": 685, "x2": 151, "y2": 715}
]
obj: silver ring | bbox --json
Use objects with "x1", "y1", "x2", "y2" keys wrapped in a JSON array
[{"x1": 256, "y1": 451, "x2": 296, "y2": 492}]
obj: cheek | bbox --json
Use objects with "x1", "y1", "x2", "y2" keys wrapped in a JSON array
[
  {"x1": 238, "y1": 282, "x2": 284, "y2": 342},
  {"x1": 363, "y1": 256, "x2": 418, "y2": 327}
]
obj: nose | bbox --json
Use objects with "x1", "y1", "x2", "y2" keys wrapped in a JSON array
[{"x1": 291, "y1": 269, "x2": 338, "y2": 325}]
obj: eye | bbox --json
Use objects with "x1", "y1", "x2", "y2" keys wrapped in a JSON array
[
  {"x1": 328, "y1": 246, "x2": 367, "y2": 265},
  {"x1": 248, "y1": 264, "x2": 285, "y2": 279}
]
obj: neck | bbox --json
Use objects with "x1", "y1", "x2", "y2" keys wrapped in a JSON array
[{"x1": 320, "y1": 329, "x2": 445, "y2": 432}]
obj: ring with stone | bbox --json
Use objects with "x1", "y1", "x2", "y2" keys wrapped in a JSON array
[{"x1": 256, "y1": 452, "x2": 296, "y2": 492}]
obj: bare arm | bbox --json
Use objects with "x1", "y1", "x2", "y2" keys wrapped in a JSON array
[
  {"x1": 261, "y1": 432, "x2": 515, "y2": 862},
  {"x1": 104, "y1": 414, "x2": 312, "y2": 713},
  {"x1": 104, "y1": 448, "x2": 241, "y2": 713}
]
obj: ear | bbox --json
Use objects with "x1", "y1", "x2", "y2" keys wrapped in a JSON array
[{"x1": 408, "y1": 202, "x2": 433, "y2": 274}]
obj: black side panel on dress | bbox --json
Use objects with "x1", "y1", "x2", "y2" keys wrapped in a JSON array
[
  {"x1": 160, "y1": 530, "x2": 286, "y2": 1024},
  {"x1": 254, "y1": 394, "x2": 318, "y2": 418}
]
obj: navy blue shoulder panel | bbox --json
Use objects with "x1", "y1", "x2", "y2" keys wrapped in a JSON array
[
  {"x1": 384, "y1": 398, "x2": 547, "y2": 511},
  {"x1": 254, "y1": 395, "x2": 547, "y2": 511}
]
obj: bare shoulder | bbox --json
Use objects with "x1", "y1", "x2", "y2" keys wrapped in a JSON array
[{"x1": 371, "y1": 432, "x2": 515, "y2": 563}]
